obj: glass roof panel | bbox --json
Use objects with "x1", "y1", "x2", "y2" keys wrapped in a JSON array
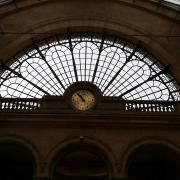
[{"x1": 164, "y1": 0, "x2": 180, "y2": 5}]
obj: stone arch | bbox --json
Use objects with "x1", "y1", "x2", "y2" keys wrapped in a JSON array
[
  {"x1": 46, "y1": 136, "x2": 116, "y2": 178},
  {"x1": 1, "y1": 0, "x2": 179, "y2": 80},
  {"x1": 121, "y1": 138, "x2": 180, "y2": 179},
  {"x1": 0, "y1": 135, "x2": 41, "y2": 176}
]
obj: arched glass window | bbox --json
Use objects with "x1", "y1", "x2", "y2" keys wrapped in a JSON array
[{"x1": 0, "y1": 32, "x2": 179, "y2": 101}]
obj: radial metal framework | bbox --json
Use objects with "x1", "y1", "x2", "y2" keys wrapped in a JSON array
[{"x1": 0, "y1": 32, "x2": 180, "y2": 101}]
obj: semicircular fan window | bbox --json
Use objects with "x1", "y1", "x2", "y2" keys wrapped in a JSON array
[{"x1": 0, "y1": 32, "x2": 180, "y2": 101}]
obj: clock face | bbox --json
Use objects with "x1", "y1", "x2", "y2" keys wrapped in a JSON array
[{"x1": 71, "y1": 89, "x2": 96, "y2": 111}]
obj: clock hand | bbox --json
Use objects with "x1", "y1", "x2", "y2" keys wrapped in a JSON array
[{"x1": 76, "y1": 93, "x2": 85, "y2": 102}]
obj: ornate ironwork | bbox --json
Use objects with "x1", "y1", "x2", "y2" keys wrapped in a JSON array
[
  {"x1": 0, "y1": 32, "x2": 180, "y2": 101},
  {"x1": 0, "y1": 98, "x2": 41, "y2": 110},
  {"x1": 0, "y1": 97, "x2": 176, "y2": 113}
]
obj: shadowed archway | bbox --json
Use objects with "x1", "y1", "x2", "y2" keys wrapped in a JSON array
[
  {"x1": 50, "y1": 142, "x2": 110, "y2": 180},
  {"x1": 128, "y1": 143, "x2": 180, "y2": 180},
  {"x1": 0, "y1": 141, "x2": 35, "y2": 180}
]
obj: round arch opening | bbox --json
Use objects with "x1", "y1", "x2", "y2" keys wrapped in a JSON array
[
  {"x1": 127, "y1": 143, "x2": 180, "y2": 180},
  {"x1": 0, "y1": 141, "x2": 35, "y2": 180},
  {"x1": 52, "y1": 147, "x2": 109, "y2": 180}
]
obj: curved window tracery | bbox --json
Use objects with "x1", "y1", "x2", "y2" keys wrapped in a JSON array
[{"x1": 0, "y1": 32, "x2": 180, "y2": 101}]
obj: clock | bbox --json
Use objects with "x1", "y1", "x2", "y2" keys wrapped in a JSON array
[
  {"x1": 71, "y1": 89, "x2": 96, "y2": 111},
  {"x1": 64, "y1": 82, "x2": 102, "y2": 112}
]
